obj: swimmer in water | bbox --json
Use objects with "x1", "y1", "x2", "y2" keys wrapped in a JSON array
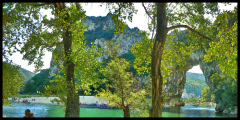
[
  {"x1": 23, "y1": 109, "x2": 30, "y2": 118},
  {"x1": 29, "y1": 112, "x2": 35, "y2": 118}
]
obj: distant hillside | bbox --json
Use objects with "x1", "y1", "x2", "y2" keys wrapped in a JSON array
[
  {"x1": 18, "y1": 67, "x2": 36, "y2": 84},
  {"x1": 186, "y1": 72, "x2": 205, "y2": 81},
  {"x1": 184, "y1": 72, "x2": 207, "y2": 97},
  {"x1": 3, "y1": 61, "x2": 36, "y2": 84}
]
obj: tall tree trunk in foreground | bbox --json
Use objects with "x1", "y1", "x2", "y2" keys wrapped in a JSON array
[
  {"x1": 151, "y1": 3, "x2": 167, "y2": 117},
  {"x1": 123, "y1": 106, "x2": 130, "y2": 117},
  {"x1": 148, "y1": 108, "x2": 153, "y2": 117},
  {"x1": 62, "y1": 8, "x2": 79, "y2": 117}
]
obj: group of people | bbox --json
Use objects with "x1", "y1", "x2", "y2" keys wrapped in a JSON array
[{"x1": 23, "y1": 109, "x2": 35, "y2": 118}]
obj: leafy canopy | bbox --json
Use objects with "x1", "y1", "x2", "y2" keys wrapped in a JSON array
[{"x1": 3, "y1": 61, "x2": 24, "y2": 106}]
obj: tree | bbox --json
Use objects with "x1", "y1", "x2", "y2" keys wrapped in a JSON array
[
  {"x1": 100, "y1": 2, "x2": 221, "y2": 117},
  {"x1": 204, "y1": 6, "x2": 237, "y2": 81},
  {"x1": 203, "y1": 6, "x2": 237, "y2": 109},
  {"x1": 210, "y1": 72, "x2": 237, "y2": 108},
  {"x1": 94, "y1": 38, "x2": 147, "y2": 118},
  {"x1": 3, "y1": 61, "x2": 24, "y2": 106},
  {"x1": 200, "y1": 86, "x2": 211, "y2": 102},
  {"x1": 3, "y1": 2, "x2": 103, "y2": 117},
  {"x1": 96, "y1": 57, "x2": 147, "y2": 117}
]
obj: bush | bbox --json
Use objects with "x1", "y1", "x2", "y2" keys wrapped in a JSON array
[{"x1": 201, "y1": 86, "x2": 212, "y2": 102}]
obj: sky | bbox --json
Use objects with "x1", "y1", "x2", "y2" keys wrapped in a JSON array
[{"x1": 7, "y1": 2, "x2": 237, "y2": 74}]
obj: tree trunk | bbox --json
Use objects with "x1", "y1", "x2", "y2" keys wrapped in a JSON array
[
  {"x1": 148, "y1": 108, "x2": 153, "y2": 117},
  {"x1": 151, "y1": 3, "x2": 167, "y2": 117},
  {"x1": 123, "y1": 106, "x2": 130, "y2": 118},
  {"x1": 63, "y1": 13, "x2": 79, "y2": 117}
]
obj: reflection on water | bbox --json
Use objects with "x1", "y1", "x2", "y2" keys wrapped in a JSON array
[
  {"x1": 180, "y1": 105, "x2": 216, "y2": 117},
  {"x1": 2, "y1": 103, "x2": 237, "y2": 117},
  {"x1": 162, "y1": 103, "x2": 237, "y2": 118}
]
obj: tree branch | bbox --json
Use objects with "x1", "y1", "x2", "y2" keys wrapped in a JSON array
[
  {"x1": 229, "y1": 11, "x2": 237, "y2": 30},
  {"x1": 75, "y1": 3, "x2": 80, "y2": 11},
  {"x1": 142, "y1": 3, "x2": 153, "y2": 21},
  {"x1": 167, "y1": 25, "x2": 213, "y2": 41},
  {"x1": 34, "y1": 2, "x2": 55, "y2": 7},
  {"x1": 40, "y1": 41, "x2": 64, "y2": 49}
]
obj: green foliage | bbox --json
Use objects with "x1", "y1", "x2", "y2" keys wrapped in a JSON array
[
  {"x1": 3, "y1": 61, "x2": 24, "y2": 106},
  {"x1": 182, "y1": 96, "x2": 201, "y2": 103},
  {"x1": 200, "y1": 86, "x2": 213, "y2": 102},
  {"x1": 204, "y1": 6, "x2": 237, "y2": 81},
  {"x1": 36, "y1": 4, "x2": 104, "y2": 113},
  {"x1": 22, "y1": 69, "x2": 53, "y2": 94},
  {"x1": 3, "y1": 3, "x2": 103, "y2": 116},
  {"x1": 211, "y1": 72, "x2": 237, "y2": 108},
  {"x1": 96, "y1": 57, "x2": 147, "y2": 110}
]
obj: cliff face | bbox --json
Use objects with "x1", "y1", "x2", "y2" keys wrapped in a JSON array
[
  {"x1": 49, "y1": 13, "x2": 143, "y2": 77},
  {"x1": 48, "y1": 13, "x2": 229, "y2": 111},
  {"x1": 181, "y1": 88, "x2": 199, "y2": 99}
]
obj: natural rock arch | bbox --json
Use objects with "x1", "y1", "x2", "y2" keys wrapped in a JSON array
[{"x1": 163, "y1": 49, "x2": 222, "y2": 109}]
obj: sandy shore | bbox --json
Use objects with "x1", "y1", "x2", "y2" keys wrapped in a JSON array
[{"x1": 9, "y1": 96, "x2": 109, "y2": 105}]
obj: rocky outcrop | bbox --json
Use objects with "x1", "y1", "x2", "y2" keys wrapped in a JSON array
[
  {"x1": 215, "y1": 100, "x2": 226, "y2": 112},
  {"x1": 163, "y1": 49, "x2": 222, "y2": 109},
  {"x1": 175, "y1": 99, "x2": 185, "y2": 106},
  {"x1": 223, "y1": 106, "x2": 238, "y2": 115},
  {"x1": 181, "y1": 88, "x2": 198, "y2": 99}
]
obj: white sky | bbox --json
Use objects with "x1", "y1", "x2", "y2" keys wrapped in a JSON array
[{"x1": 7, "y1": 2, "x2": 237, "y2": 74}]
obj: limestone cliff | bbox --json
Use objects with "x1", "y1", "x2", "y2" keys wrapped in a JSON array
[
  {"x1": 181, "y1": 88, "x2": 199, "y2": 99},
  {"x1": 49, "y1": 13, "x2": 143, "y2": 77}
]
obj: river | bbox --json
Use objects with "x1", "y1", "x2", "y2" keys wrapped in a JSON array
[{"x1": 2, "y1": 103, "x2": 237, "y2": 117}]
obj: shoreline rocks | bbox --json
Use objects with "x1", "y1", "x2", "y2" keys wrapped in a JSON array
[
  {"x1": 223, "y1": 106, "x2": 238, "y2": 115},
  {"x1": 175, "y1": 100, "x2": 185, "y2": 106}
]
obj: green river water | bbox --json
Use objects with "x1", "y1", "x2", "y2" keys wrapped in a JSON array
[{"x1": 2, "y1": 103, "x2": 237, "y2": 118}]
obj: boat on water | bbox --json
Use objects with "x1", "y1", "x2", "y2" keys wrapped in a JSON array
[
  {"x1": 22, "y1": 99, "x2": 30, "y2": 103},
  {"x1": 193, "y1": 103, "x2": 200, "y2": 107},
  {"x1": 99, "y1": 106, "x2": 110, "y2": 109},
  {"x1": 80, "y1": 104, "x2": 100, "y2": 108}
]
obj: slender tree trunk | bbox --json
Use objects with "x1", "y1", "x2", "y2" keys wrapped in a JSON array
[
  {"x1": 151, "y1": 3, "x2": 167, "y2": 117},
  {"x1": 63, "y1": 12, "x2": 79, "y2": 117}
]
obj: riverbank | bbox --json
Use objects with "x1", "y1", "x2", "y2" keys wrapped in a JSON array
[{"x1": 9, "y1": 96, "x2": 109, "y2": 105}]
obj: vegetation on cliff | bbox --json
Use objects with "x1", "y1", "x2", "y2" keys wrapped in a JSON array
[{"x1": 184, "y1": 77, "x2": 208, "y2": 97}]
